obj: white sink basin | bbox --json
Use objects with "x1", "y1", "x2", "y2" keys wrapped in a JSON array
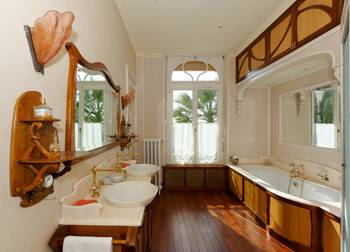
[
  {"x1": 127, "y1": 164, "x2": 160, "y2": 177},
  {"x1": 103, "y1": 181, "x2": 158, "y2": 208}
]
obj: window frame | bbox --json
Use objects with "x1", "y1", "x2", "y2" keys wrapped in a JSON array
[{"x1": 166, "y1": 56, "x2": 224, "y2": 164}]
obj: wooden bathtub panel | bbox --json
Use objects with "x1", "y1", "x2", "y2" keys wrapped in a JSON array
[
  {"x1": 322, "y1": 214, "x2": 340, "y2": 252},
  {"x1": 228, "y1": 170, "x2": 243, "y2": 200},
  {"x1": 269, "y1": 196, "x2": 312, "y2": 247},
  {"x1": 255, "y1": 186, "x2": 268, "y2": 223},
  {"x1": 243, "y1": 179, "x2": 268, "y2": 223},
  {"x1": 244, "y1": 180, "x2": 255, "y2": 210}
]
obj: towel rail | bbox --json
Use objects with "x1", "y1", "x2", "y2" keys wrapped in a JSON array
[{"x1": 48, "y1": 225, "x2": 140, "y2": 252}]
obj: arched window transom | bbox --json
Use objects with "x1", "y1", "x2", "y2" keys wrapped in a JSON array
[{"x1": 171, "y1": 60, "x2": 219, "y2": 82}]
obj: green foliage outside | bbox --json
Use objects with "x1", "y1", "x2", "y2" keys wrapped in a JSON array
[
  {"x1": 314, "y1": 89, "x2": 334, "y2": 124},
  {"x1": 84, "y1": 89, "x2": 104, "y2": 123},
  {"x1": 173, "y1": 90, "x2": 217, "y2": 123}
]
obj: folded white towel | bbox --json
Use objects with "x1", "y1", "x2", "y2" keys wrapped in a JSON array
[{"x1": 63, "y1": 236, "x2": 113, "y2": 252}]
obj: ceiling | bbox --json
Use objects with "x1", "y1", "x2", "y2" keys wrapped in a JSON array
[{"x1": 115, "y1": 0, "x2": 289, "y2": 55}]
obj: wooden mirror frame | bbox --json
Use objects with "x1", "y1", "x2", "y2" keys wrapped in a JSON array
[{"x1": 65, "y1": 42, "x2": 121, "y2": 152}]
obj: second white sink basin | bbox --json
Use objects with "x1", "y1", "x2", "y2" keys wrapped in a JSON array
[
  {"x1": 127, "y1": 164, "x2": 160, "y2": 177},
  {"x1": 103, "y1": 181, "x2": 158, "y2": 208}
]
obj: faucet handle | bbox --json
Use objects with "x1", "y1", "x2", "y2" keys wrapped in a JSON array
[
  {"x1": 317, "y1": 173, "x2": 329, "y2": 181},
  {"x1": 289, "y1": 162, "x2": 297, "y2": 168}
]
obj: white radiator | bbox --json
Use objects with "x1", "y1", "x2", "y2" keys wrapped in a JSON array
[{"x1": 143, "y1": 138, "x2": 162, "y2": 192}]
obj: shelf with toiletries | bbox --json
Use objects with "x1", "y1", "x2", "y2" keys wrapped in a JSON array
[{"x1": 10, "y1": 91, "x2": 63, "y2": 207}]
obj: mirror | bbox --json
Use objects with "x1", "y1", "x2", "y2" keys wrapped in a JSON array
[
  {"x1": 280, "y1": 82, "x2": 340, "y2": 149},
  {"x1": 75, "y1": 65, "x2": 118, "y2": 151},
  {"x1": 65, "y1": 43, "x2": 120, "y2": 152}
]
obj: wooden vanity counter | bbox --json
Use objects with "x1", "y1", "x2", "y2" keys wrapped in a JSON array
[
  {"x1": 49, "y1": 204, "x2": 152, "y2": 252},
  {"x1": 49, "y1": 175, "x2": 155, "y2": 252}
]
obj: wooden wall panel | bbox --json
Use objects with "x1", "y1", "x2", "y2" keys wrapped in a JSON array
[
  {"x1": 163, "y1": 165, "x2": 227, "y2": 190},
  {"x1": 251, "y1": 37, "x2": 266, "y2": 70},
  {"x1": 237, "y1": 52, "x2": 249, "y2": 80},
  {"x1": 297, "y1": 9, "x2": 332, "y2": 41},
  {"x1": 299, "y1": 0, "x2": 333, "y2": 9},
  {"x1": 269, "y1": 197, "x2": 312, "y2": 247},
  {"x1": 270, "y1": 15, "x2": 293, "y2": 59},
  {"x1": 206, "y1": 169, "x2": 226, "y2": 187},
  {"x1": 235, "y1": 0, "x2": 343, "y2": 83},
  {"x1": 186, "y1": 169, "x2": 204, "y2": 187},
  {"x1": 165, "y1": 170, "x2": 184, "y2": 187}
]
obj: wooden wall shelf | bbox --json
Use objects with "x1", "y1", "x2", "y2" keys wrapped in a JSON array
[
  {"x1": 10, "y1": 91, "x2": 63, "y2": 207},
  {"x1": 19, "y1": 118, "x2": 60, "y2": 123}
]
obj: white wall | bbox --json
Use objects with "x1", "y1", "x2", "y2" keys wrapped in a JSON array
[
  {"x1": 136, "y1": 55, "x2": 166, "y2": 164},
  {"x1": 226, "y1": 55, "x2": 269, "y2": 160},
  {"x1": 0, "y1": 1, "x2": 135, "y2": 251}
]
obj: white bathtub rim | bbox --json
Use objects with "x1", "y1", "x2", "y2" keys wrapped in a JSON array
[{"x1": 227, "y1": 164, "x2": 341, "y2": 218}]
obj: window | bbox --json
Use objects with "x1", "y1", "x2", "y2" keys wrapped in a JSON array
[
  {"x1": 167, "y1": 57, "x2": 223, "y2": 164},
  {"x1": 312, "y1": 84, "x2": 340, "y2": 149},
  {"x1": 171, "y1": 61, "x2": 219, "y2": 82}
]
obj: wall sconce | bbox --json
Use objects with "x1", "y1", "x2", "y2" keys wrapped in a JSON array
[
  {"x1": 122, "y1": 89, "x2": 136, "y2": 109},
  {"x1": 24, "y1": 10, "x2": 75, "y2": 74},
  {"x1": 295, "y1": 91, "x2": 306, "y2": 118}
]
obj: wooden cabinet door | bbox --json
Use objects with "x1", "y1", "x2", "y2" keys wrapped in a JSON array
[
  {"x1": 295, "y1": 0, "x2": 336, "y2": 47},
  {"x1": 269, "y1": 11, "x2": 294, "y2": 62}
]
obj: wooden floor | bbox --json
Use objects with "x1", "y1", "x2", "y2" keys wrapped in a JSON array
[{"x1": 151, "y1": 191, "x2": 293, "y2": 252}]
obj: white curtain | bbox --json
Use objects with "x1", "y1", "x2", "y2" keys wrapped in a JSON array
[
  {"x1": 75, "y1": 123, "x2": 103, "y2": 151},
  {"x1": 197, "y1": 123, "x2": 218, "y2": 163},
  {"x1": 172, "y1": 123, "x2": 193, "y2": 163},
  {"x1": 315, "y1": 123, "x2": 338, "y2": 148},
  {"x1": 172, "y1": 123, "x2": 218, "y2": 163}
]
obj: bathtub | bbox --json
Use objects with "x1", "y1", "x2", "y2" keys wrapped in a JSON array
[{"x1": 227, "y1": 164, "x2": 341, "y2": 252}]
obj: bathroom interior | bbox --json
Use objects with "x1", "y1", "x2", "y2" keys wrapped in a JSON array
[{"x1": 1, "y1": 0, "x2": 350, "y2": 251}]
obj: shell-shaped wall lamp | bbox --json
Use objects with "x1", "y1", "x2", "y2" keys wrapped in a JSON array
[{"x1": 24, "y1": 10, "x2": 75, "y2": 74}]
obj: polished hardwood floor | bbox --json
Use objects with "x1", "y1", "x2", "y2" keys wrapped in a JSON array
[{"x1": 151, "y1": 191, "x2": 293, "y2": 252}]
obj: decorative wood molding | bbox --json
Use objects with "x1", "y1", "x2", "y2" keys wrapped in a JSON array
[
  {"x1": 235, "y1": 25, "x2": 340, "y2": 115},
  {"x1": 24, "y1": 10, "x2": 74, "y2": 74},
  {"x1": 235, "y1": 0, "x2": 344, "y2": 83},
  {"x1": 65, "y1": 42, "x2": 121, "y2": 152}
]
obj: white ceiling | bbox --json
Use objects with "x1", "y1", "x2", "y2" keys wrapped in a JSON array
[{"x1": 115, "y1": 0, "x2": 289, "y2": 55}]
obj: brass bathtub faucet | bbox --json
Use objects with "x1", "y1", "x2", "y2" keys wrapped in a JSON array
[{"x1": 289, "y1": 162, "x2": 306, "y2": 178}]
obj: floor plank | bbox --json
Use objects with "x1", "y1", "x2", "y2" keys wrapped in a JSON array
[{"x1": 151, "y1": 191, "x2": 294, "y2": 252}]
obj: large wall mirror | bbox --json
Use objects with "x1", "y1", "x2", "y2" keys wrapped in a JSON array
[
  {"x1": 65, "y1": 43, "x2": 121, "y2": 152},
  {"x1": 280, "y1": 81, "x2": 340, "y2": 149}
]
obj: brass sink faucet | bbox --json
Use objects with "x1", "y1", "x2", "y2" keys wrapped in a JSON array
[{"x1": 89, "y1": 151, "x2": 139, "y2": 197}]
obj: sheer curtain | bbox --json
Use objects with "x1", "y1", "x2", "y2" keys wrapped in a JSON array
[
  {"x1": 172, "y1": 123, "x2": 218, "y2": 163},
  {"x1": 75, "y1": 123, "x2": 103, "y2": 151}
]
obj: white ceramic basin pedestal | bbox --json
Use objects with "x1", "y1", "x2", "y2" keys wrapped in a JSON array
[
  {"x1": 127, "y1": 164, "x2": 160, "y2": 177},
  {"x1": 103, "y1": 181, "x2": 158, "y2": 208}
]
